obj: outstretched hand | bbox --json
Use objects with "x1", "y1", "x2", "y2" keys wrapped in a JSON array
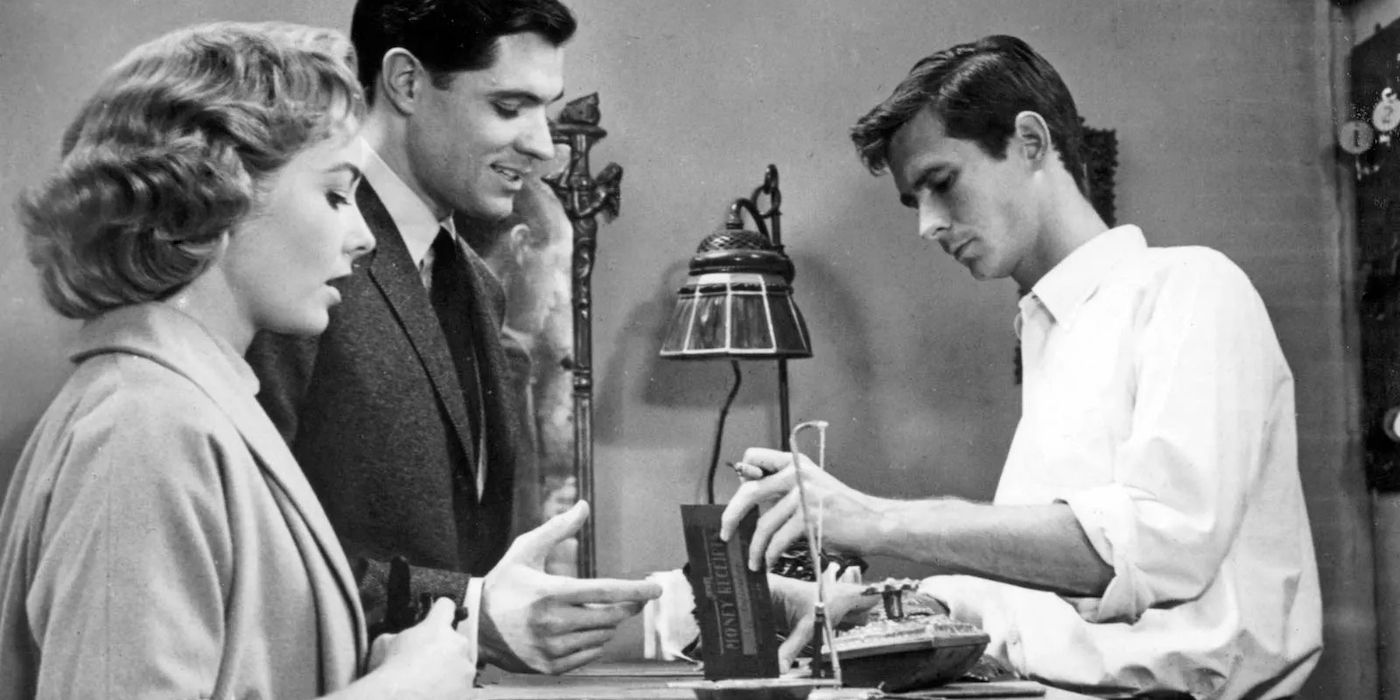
[
  {"x1": 480, "y1": 501, "x2": 662, "y2": 674},
  {"x1": 721, "y1": 447, "x2": 883, "y2": 571}
]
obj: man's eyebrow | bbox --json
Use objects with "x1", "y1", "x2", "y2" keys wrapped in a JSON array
[{"x1": 899, "y1": 165, "x2": 943, "y2": 208}]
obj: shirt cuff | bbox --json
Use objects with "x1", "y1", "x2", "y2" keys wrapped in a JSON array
[
  {"x1": 1060, "y1": 485, "x2": 1153, "y2": 623},
  {"x1": 918, "y1": 574, "x2": 1022, "y2": 669},
  {"x1": 460, "y1": 578, "x2": 483, "y2": 668},
  {"x1": 642, "y1": 569, "x2": 699, "y2": 661},
  {"x1": 918, "y1": 574, "x2": 990, "y2": 628}
]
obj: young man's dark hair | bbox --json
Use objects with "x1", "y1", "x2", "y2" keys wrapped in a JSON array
[
  {"x1": 850, "y1": 34, "x2": 1088, "y2": 195},
  {"x1": 351, "y1": 0, "x2": 577, "y2": 102}
]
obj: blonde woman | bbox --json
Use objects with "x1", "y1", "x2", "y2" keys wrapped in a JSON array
[{"x1": 0, "y1": 22, "x2": 475, "y2": 698}]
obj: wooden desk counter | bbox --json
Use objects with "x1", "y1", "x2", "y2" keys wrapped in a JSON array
[{"x1": 476, "y1": 662, "x2": 1100, "y2": 700}]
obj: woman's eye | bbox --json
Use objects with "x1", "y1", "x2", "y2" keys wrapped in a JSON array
[{"x1": 326, "y1": 192, "x2": 350, "y2": 209}]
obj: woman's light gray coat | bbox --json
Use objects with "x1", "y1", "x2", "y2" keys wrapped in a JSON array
[{"x1": 0, "y1": 303, "x2": 366, "y2": 698}]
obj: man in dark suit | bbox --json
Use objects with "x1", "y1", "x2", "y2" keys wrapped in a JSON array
[{"x1": 246, "y1": 0, "x2": 659, "y2": 674}]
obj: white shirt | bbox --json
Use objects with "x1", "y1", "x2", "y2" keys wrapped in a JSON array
[
  {"x1": 359, "y1": 142, "x2": 485, "y2": 662},
  {"x1": 921, "y1": 226, "x2": 1322, "y2": 700}
]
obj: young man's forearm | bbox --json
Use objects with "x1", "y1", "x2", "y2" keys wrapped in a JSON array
[{"x1": 867, "y1": 499, "x2": 1113, "y2": 597}]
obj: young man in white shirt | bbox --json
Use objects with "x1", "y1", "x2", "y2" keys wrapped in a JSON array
[{"x1": 722, "y1": 34, "x2": 1321, "y2": 700}]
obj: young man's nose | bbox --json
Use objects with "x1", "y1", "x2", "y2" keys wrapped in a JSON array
[
  {"x1": 918, "y1": 207, "x2": 951, "y2": 246},
  {"x1": 516, "y1": 110, "x2": 556, "y2": 161}
]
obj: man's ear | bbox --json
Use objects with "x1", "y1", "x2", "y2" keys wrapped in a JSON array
[
  {"x1": 1013, "y1": 111, "x2": 1052, "y2": 168},
  {"x1": 379, "y1": 48, "x2": 424, "y2": 115}
]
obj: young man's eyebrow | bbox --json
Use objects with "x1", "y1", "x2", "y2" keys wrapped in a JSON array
[{"x1": 900, "y1": 165, "x2": 944, "y2": 208}]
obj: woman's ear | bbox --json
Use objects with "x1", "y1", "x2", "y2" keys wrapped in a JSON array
[
  {"x1": 1013, "y1": 111, "x2": 1052, "y2": 167},
  {"x1": 379, "y1": 48, "x2": 424, "y2": 116},
  {"x1": 184, "y1": 228, "x2": 232, "y2": 277}
]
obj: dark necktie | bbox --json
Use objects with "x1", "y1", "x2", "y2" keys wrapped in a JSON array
[{"x1": 430, "y1": 228, "x2": 484, "y2": 466}]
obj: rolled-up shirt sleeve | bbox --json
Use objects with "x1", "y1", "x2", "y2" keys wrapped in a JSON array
[{"x1": 1058, "y1": 253, "x2": 1283, "y2": 623}]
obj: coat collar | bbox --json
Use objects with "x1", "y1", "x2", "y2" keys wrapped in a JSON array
[{"x1": 70, "y1": 303, "x2": 367, "y2": 660}]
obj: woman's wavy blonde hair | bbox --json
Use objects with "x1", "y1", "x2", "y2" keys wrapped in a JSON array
[{"x1": 20, "y1": 21, "x2": 364, "y2": 319}]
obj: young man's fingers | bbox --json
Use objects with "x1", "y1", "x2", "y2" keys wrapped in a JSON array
[
  {"x1": 763, "y1": 515, "x2": 808, "y2": 571},
  {"x1": 548, "y1": 577, "x2": 663, "y2": 605},
  {"x1": 721, "y1": 473, "x2": 795, "y2": 541},
  {"x1": 748, "y1": 491, "x2": 800, "y2": 570}
]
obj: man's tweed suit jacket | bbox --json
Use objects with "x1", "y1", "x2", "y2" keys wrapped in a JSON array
[{"x1": 246, "y1": 181, "x2": 524, "y2": 627}]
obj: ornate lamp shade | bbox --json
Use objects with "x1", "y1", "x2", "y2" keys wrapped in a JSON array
[
  {"x1": 658, "y1": 164, "x2": 809, "y2": 504},
  {"x1": 660, "y1": 223, "x2": 812, "y2": 359}
]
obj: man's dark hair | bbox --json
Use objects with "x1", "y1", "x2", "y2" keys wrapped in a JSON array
[
  {"x1": 850, "y1": 35, "x2": 1088, "y2": 195},
  {"x1": 351, "y1": 0, "x2": 577, "y2": 103}
]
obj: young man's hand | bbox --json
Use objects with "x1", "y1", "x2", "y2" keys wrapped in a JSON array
[
  {"x1": 479, "y1": 501, "x2": 662, "y2": 674},
  {"x1": 722, "y1": 447, "x2": 885, "y2": 571}
]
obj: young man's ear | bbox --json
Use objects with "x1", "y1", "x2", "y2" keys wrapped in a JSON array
[
  {"x1": 1013, "y1": 111, "x2": 1052, "y2": 167},
  {"x1": 379, "y1": 48, "x2": 424, "y2": 115},
  {"x1": 509, "y1": 224, "x2": 532, "y2": 267}
]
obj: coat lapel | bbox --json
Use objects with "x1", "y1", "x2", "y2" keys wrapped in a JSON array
[
  {"x1": 356, "y1": 183, "x2": 479, "y2": 475},
  {"x1": 226, "y1": 387, "x2": 369, "y2": 671}
]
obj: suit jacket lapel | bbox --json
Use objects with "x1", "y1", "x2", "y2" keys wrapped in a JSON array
[
  {"x1": 458, "y1": 243, "x2": 518, "y2": 497},
  {"x1": 356, "y1": 183, "x2": 479, "y2": 474}
]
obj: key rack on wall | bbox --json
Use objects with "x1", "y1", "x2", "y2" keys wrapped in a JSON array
[{"x1": 1349, "y1": 17, "x2": 1400, "y2": 492}]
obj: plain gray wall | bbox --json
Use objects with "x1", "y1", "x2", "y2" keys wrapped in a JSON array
[{"x1": 0, "y1": 1, "x2": 1375, "y2": 697}]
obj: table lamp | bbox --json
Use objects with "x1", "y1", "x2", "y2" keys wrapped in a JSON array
[{"x1": 659, "y1": 164, "x2": 812, "y2": 503}]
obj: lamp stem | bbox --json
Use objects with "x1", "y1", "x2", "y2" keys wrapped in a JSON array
[
  {"x1": 706, "y1": 361, "x2": 744, "y2": 504},
  {"x1": 779, "y1": 358, "x2": 792, "y2": 451},
  {"x1": 762, "y1": 164, "x2": 790, "y2": 452},
  {"x1": 767, "y1": 166, "x2": 781, "y2": 247}
]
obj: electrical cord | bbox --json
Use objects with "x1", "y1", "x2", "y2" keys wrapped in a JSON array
[{"x1": 706, "y1": 360, "x2": 744, "y2": 504}]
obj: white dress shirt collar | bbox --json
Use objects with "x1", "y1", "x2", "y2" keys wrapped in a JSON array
[
  {"x1": 1019, "y1": 225, "x2": 1146, "y2": 335},
  {"x1": 359, "y1": 140, "x2": 456, "y2": 266}
]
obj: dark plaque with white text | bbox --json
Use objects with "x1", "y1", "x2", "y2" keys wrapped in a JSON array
[{"x1": 680, "y1": 504, "x2": 779, "y2": 680}]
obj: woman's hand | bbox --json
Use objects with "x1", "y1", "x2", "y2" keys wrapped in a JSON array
[
  {"x1": 768, "y1": 575, "x2": 880, "y2": 673},
  {"x1": 361, "y1": 597, "x2": 477, "y2": 697}
]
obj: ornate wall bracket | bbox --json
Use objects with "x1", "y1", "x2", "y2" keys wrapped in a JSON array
[{"x1": 544, "y1": 93, "x2": 622, "y2": 577}]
